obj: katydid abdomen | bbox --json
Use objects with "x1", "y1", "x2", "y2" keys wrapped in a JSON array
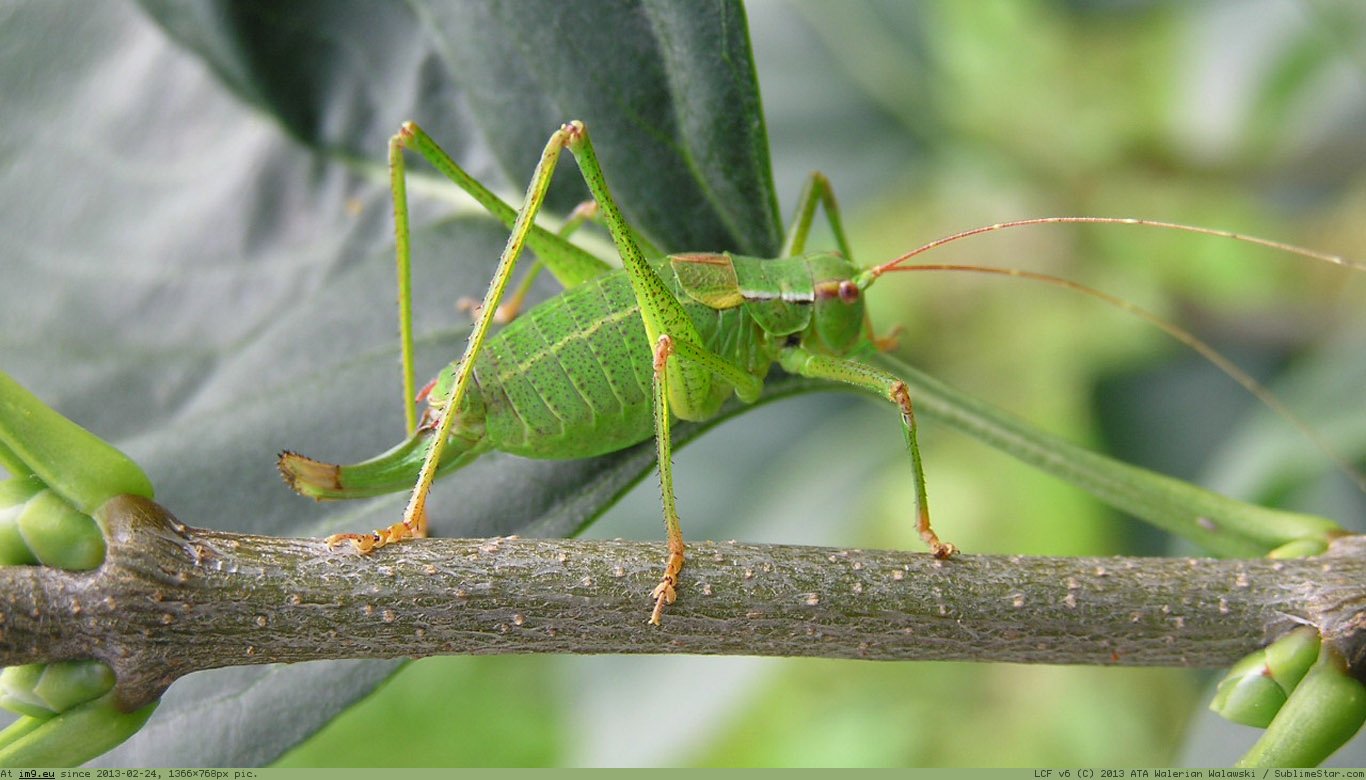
[
  {"x1": 478, "y1": 269, "x2": 664, "y2": 458},
  {"x1": 478, "y1": 264, "x2": 777, "y2": 458}
]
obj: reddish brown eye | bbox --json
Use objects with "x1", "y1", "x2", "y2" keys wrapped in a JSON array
[{"x1": 814, "y1": 280, "x2": 860, "y2": 303}]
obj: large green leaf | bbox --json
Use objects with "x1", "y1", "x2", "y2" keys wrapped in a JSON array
[
  {"x1": 0, "y1": 0, "x2": 778, "y2": 765},
  {"x1": 139, "y1": 0, "x2": 783, "y2": 257}
]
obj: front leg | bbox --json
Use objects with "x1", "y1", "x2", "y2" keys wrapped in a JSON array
[{"x1": 779, "y1": 345, "x2": 957, "y2": 559}]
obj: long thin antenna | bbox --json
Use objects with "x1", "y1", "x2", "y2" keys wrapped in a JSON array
[
  {"x1": 863, "y1": 231, "x2": 1366, "y2": 494},
  {"x1": 867, "y1": 217, "x2": 1366, "y2": 278}
]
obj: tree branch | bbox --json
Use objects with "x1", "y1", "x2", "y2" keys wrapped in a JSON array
[{"x1": 2, "y1": 495, "x2": 1362, "y2": 712}]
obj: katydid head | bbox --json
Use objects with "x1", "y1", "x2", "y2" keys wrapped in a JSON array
[
  {"x1": 852, "y1": 215, "x2": 1366, "y2": 494},
  {"x1": 805, "y1": 252, "x2": 866, "y2": 354},
  {"x1": 671, "y1": 251, "x2": 870, "y2": 355}
]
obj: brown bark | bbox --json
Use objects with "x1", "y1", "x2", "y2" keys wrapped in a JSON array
[{"x1": 2, "y1": 495, "x2": 1362, "y2": 711}]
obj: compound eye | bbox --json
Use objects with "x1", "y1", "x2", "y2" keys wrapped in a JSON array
[{"x1": 838, "y1": 280, "x2": 860, "y2": 304}]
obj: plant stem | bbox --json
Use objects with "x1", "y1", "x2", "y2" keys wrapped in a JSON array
[{"x1": 1, "y1": 495, "x2": 1361, "y2": 712}]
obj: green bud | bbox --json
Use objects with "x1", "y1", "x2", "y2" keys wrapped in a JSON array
[
  {"x1": 0, "y1": 476, "x2": 44, "y2": 565},
  {"x1": 0, "y1": 370, "x2": 153, "y2": 516},
  {"x1": 0, "y1": 476, "x2": 106, "y2": 569},
  {"x1": 0, "y1": 691, "x2": 156, "y2": 768},
  {"x1": 1263, "y1": 627, "x2": 1320, "y2": 694},
  {"x1": 1211, "y1": 650, "x2": 1286, "y2": 728},
  {"x1": 0, "y1": 371, "x2": 158, "y2": 570},
  {"x1": 17, "y1": 489, "x2": 106, "y2": 570},
  {"x1": 1237, "y1": 645, "x2": 1366, "y2": 768},
  {"x1": 0, "y1": 661, "x2": 115, "y2": 718},
  {"x1": 1211, "y1": 629, "x2": 1322, "y2": 729}
]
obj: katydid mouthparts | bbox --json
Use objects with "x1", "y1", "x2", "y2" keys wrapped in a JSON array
[{"x1": 279, "y1": 120, "x2": 1365, "y2": 625}]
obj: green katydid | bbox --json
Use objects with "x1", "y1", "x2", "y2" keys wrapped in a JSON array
[{"x1": 279, "y1": 120, "x2": 1365, "y2": 625}]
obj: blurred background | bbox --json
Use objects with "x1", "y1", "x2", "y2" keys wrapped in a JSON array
[{"x1": 275, "y1": 0, "x2": 1366, "y2": 767}]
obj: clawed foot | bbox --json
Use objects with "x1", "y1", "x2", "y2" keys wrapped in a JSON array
[
  {"x1": 649, "y1": 548, "x2": 685, "y2": 626},
  {"x1": 649, "y1": 579, "x2": 676, "y2": 626},
  {"x1": 919, "y1": 518, "x2": 957, "y2": 560},
  {"x1": 325, "y1": 512, "x2": 428, "y2": 554},
  {"x1": 325, "y1": 531, "x2": 383, "y2": 554},
  {"x1": 929, "y1": 541, "x2": 957, "y2": 559},
  {"x1": 910, "y1": 493, "x2": 956, "y2": 560}
]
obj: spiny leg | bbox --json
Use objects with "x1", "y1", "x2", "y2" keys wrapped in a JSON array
[
  {"x1": 779, "y1": 346, "x2": 956, "y2": 559},
  {"x1": 327, "y1": 122, "x2": 580, "y2": 553},
  {"x1": 320, "y1": 127, "x2": 426, "y2": 550},
  {"x1": 561, "y1": 123, "x2": 705, "y2": 364},
  {"x1": 389, "y1": 130, "x2": 420, "y2": 436}
]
